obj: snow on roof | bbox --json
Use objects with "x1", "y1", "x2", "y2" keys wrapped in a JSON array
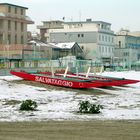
[
  {"x1": 28, "y1": 40, "x2": 48, "y2": 47},
  {"x1": 49, "y1": 42, "x2": 76, "y2": 49},
  {"x1": 0, "y1": 12, "x2": 6, "y2": 17},
  {"x1": 28, "y1": 40, "x2": 77, "y2": 49}
]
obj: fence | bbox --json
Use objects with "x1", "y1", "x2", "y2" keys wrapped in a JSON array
[{"x1": 0, "y1": 59, "x2": 103, "y2": 76}]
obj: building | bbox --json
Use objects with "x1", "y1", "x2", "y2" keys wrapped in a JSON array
[
  {"x1": 0, "y1": 3, "x2": 34, "y2": 68},
  {"x1": 0, "y1": 3, "x2": 34, "y2": 45},
  {"x1": 49, "y1": 42, "x2": 83, "y2": 60},
  {"x1": 114, "y1": 29, "x2": 140, "y2": 69},
  {"x1": 38, "y1": 19, "x2": 115, "y2": 64},
  {"x1": 127, "y1": 31, "x2": 140, "y2": 37},
  {"x1": 0, "y1": 3, "x2": 34, "y2": 65},
  {"x1": 29, "y1": 40, "x2": 83, "y2": 60},
  {"x1": 37, "y1": 20, "x2": 64, "y2": 42}
]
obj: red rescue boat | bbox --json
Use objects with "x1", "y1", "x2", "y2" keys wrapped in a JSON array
[
  {"x1": 39, "y1": 68, "x2": 139, "y2": 87},
  {"x1": 10, "y1": 65, "x2": 139, "y2": 89},
  {"x1": 10, "y1": 71, "x2": 107, "y2": 89}
]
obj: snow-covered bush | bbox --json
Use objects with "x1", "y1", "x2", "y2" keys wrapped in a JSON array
[
  {"x1": 20, "y1": 99, "x2": 38, "y2": 111},
  {"x1": 78, "y1": 101, "x2": 103, "y2": 114}
]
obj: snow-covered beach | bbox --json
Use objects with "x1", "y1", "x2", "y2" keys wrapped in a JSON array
[{"x1": 0, "y1": 71, "x2": 140, "y2": 122}]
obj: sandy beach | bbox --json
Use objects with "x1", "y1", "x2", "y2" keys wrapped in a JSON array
[
  {"x1": 0, "y1": 120, "x2": 140, "y2": 140},
  {"x1": 0, "y1": 72, "x2": 140, "y2": 139}
]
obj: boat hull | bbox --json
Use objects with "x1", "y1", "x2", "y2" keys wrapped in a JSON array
[
  {"x1": 41, "y1": 71, "x2": 139, "y2": 87},
  {"x1": 10, "y1": 71, "x2": 104, "y2": 89}
]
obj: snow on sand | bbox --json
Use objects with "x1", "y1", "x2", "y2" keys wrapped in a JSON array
[{"x1": 0, "y1": 71, "x2": 140, "y2": 122}]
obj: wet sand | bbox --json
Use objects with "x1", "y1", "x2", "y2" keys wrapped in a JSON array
[{"x1": 0, "y1": 120, "x2": 140, "y2": 140}]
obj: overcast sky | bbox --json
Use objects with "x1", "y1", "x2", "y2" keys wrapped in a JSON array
[{"x1": 1, "y1": 0, "x2": 140, "y2": 33}]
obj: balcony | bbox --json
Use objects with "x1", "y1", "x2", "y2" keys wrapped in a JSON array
[
  {"x1": 98, "y1": 28, "x2": 114, "y2": 34},
  {"x1": 37, "y1": 24, "x2": 63, "y2": 29},
  {"x1": 0, "y1": 12, "x2": 6, "y2": 17},
  {"x1": 0, "y1": 13, "x2": 34, "y2": 24}
]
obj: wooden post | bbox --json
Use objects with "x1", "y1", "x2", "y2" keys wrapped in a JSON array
[
  {"x1": 86, "y1": 66, "x2": 91, "y2": 78},
  {"x1": 64, "y1": 66, "x2": 69, "y2": 77}
]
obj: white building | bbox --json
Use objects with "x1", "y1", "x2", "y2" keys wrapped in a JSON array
[
  {"x1": 114, "y1": 29, "x2": 140, "y2": 69},
  {"x1": 38, "y1": 19, "x2": 115, "y2": 64}
]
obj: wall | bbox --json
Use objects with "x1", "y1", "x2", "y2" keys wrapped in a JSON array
[
  {"x1": 50, "y1": 31, "x2": 97, "y2": 43},
  {"x1": 0, "y1": 4, "x2": 30, "y2": 45}
]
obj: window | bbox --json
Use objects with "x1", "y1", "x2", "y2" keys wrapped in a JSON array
[
  {"x1": 15, "y1": 21, "x2": 17, "y2": 30},
  {"x1": 112, "y1": 37, "x2": 114, "y2": 43},
  {"x1": 15, "y1": 35, "x2": 17, "y2": 44},
  {"x1": 105, "y1": 46, "x2": 107, "y2": 53},
  {"x1": 105, "y1": 36, "x2": 107, "y2": 42},
  {"x1": 99, "y1": 35, "x2": 101, "y2": 41},
  {"x1": 21, "y1": 35, "x2": 24, "y2": 44},
  {"x1": 8, "y1": 35, "x2": 11, "y2": 44},
  {"x1": 102, "y1": 46, "x2": 104, "y2": 52},
  {"x1": 124, "y1": 52, "x2": 129, "y2": 56},
  {"x1": 101, "y1": 24, "x2": 103, "y2": 29},
  {"x1": 78, "y1": 34, "x2": 84, "y2": 37},
  {"x1": 0, "y1": 20, "x2": 3, "y2": 28},
  {"x1": 21, "y1": 23, "x2": 24, "y2": 31},
  {"x1": 8, "y1": 20, "x2": 11, "y2": 30},
  {"x1": 99, "y1": 46, "x2": 101, "y2": 52},
  {"x1": 0, "y1": 34, "x2": 3, "y2": 43},
  {"x1": 102, "y1": 35, "x2": 104, "y2": 41},
  {"x1": 112, "y1": 48, "x2": 114, "y2": 52},
  {"x1": 21, "y1": 9, "x2": 24, "y2": 15},
  {"x1": 119, "y1": 41, "x2": 121, "y2": 48},
  {"x1": 8, "y1": 6, "x2": 11, "y2": 13},
  {"x1": 108, "y1": 36, "x2": 110, "y2": 42},
  {"x1": 15, "y1": 7, "x2": 17, "y2": 14},
  {"x1": 109, "y1": 47, "x2": 111, "y2": 52}
]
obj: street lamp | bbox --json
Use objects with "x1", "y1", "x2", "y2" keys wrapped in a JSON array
[{"x1": 33, "y1": 42, "x2": 36, "y2": 59}]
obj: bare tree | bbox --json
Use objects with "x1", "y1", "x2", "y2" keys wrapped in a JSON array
[{"x1": 82, "y1": 47, "x2": 90, "y2": 59}]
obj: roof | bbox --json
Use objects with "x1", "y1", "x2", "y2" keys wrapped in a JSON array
[
  {"x1": 0, "y1": 12, "x2": 33, "y2": 24},
  {"x1": 0, "y1": 3, "x2": 28, "y2": 9},
  {"x1": 28, "y1": 40, "x2": 49, "y2": 47},
  {"x1": 42, "y1": 20, "x2": 64, "y2": 23},
  {"x1": 49, "y1": 42, "x2": 76, "y2": 49},
  {"x1": 65, "y1": 21, "x2": 111, "y2": 25},
  {"x1": 28, "y1": 40, "x2": 78, "y2": 49}
]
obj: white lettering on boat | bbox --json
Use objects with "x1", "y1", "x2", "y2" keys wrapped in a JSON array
[{"x1": 35, "y1": 76, "x2": 73, "y2": 87}]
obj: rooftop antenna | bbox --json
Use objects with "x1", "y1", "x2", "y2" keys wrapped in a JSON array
[
  {"x1": 70, "y1": 16, "x2": 73, "y2": 22},
  {"x1": 62, "y1": 16, "x2": 65, "y2": 21},
  {"x1": 79, "y1": 10, "x2": 81, "y2": 22},
  {"x1": 49, "y1": 17, "x2": 52, "y2": 21}
]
